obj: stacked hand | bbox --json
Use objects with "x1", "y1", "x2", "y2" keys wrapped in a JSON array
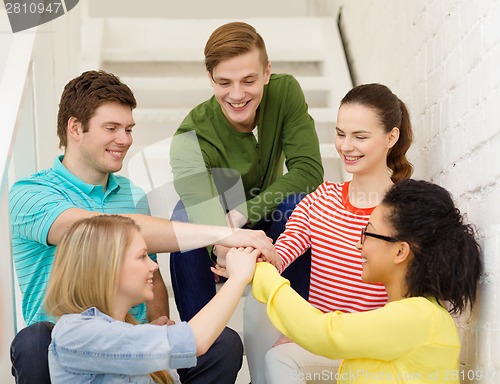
[{"x1": 211, "y1": 247, "x2": 261, "y2": 282}]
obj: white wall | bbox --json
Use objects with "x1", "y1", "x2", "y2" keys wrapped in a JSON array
[
  {"x1": 313, "y1": 0, "x2": 500, "y2": 380},
  {"x1": 87, "y1": 0, "x2": 308, "y2": 18}
]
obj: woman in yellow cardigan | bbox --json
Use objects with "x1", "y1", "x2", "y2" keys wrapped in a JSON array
[{"x1": 214, "y1": 179, "x2": 482, "y2": 383}]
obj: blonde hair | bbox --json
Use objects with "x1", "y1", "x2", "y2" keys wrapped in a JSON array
[{"x1": 45, "y1": 215, "x2": 172, "y2": 384}]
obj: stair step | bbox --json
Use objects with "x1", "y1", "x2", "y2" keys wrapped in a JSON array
[
  {"x1": 134, "y1": 107, "x2": 337, "y2": 124},
  {"x1": 122, "y1": 76, "x2": 336, "y2": 92},
  {"x1": 105, "y1": 61, "x2": 323, "y2": 78},
  {"x1": 102, "y1": 17, "x2": 333, "y2": 64},
  {"x1": 124, "y1": 76, "x2": 336, "y2": 109}
]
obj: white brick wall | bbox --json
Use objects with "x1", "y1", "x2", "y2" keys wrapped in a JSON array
[{"x1": 315, "y1": 0, "x2": 500, "y2": 380}]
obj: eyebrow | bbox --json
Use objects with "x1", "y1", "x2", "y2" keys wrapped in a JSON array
[
  {"x1": 213, "y1": 73, "x2": 259, "y2": 82},
  {"x1": 336, "y1": 127, "x2": 372, "y2": 135},
  {"x1": 101, "y1": 121, "x2": 136, "y2": 128}
]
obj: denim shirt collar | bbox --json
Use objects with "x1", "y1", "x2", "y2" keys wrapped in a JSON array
[{"x1": 80, "y1": 307, "x2": 114, "y2": 321}]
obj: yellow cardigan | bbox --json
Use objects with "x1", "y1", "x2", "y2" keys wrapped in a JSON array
[{"x1": 252, "y1": 262, "x2": 461, "y2": 383}]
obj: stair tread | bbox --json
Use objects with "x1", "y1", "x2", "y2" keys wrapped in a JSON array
[
  {"x1": 101, "y1": 17, "x2": 335, "y2": 63},
  {"x1": 122, "y1": 75, "x2": 337, "y2": 91},
  {"x1": 133, "y1": 107, "x2": 337, "y2": 123}
]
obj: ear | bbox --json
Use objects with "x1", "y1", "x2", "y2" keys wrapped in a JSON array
[
  {"x1": 263, "y1": 60, "x2": 271, "y2": 85},
  {"x1": 387, "y1": 127, "x2": 400, "y2": 149},
  {"x1": 67, "y1": 117, "x2": 83, "y2": 142},
  {"x1": 394, "y1": 241, "x2": 411, "y2": 265}
]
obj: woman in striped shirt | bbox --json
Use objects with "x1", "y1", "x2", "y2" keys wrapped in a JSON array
[{"x1": 243, "y1": 83, "x2": 415, "y2": 384}]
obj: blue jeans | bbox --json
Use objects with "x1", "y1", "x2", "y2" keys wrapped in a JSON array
[
  {"x1": 170, "y1": 194, "x2": 312, "y2": 322},
  {"x1": 10, "y1": 323, "x2": 242, "y2": 384},
  {"x1": 11, "y1": 321, "x2": 54, "y2": 384}
]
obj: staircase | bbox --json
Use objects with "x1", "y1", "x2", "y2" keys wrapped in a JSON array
[
  {"x1": 80, "y1": 14, "x2": 352, "y2": 383},
  {"x1": 82, "y1": 17, "x2": 352, "y2": 183}
]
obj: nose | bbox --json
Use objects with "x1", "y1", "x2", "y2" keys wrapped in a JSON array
[
  {"x1": 229, "y1": 83, "x2": 245, "y2": 101},
  {"x1": 115, "y1": 128, "x2": 133, "y2": 146},
  {"x1": 340, "y1": 136, "x2": 353, "y2": 152},
  {"x1": 355, "y1": 239, "x2": 362, "y2": 250},
  {"x1": 148, "y1": 258, "x2": 159, "y2": 273}
]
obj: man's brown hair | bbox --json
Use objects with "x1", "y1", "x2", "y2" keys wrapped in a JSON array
[
  {"x1": 204, "y1": 21, "x2": 269, "y2": 76},
  {"x1": 57, "y1": 70, "x2": 136, "y2": 148}
]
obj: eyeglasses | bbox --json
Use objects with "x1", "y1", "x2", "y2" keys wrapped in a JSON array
[{"x1": 360, "y1": 227, "x2": 399, "y2": 245}]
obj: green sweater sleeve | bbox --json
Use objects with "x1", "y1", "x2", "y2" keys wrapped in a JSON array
[
  {"x1": 169, "y1": 130, "x2": 228, "y2": 227},
  {"x1": 252, "y1": 263, "x2": 457, "y2": 362}
]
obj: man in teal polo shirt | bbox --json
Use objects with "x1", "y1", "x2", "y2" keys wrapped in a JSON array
[
  {"x1": 169, "y1": 21, "x2": 324, "y2": 321},
  {"x1": 10, "y1": 157, "x2": 155, "y2": 325},
  {"x1": 9, "y1": 70, "x2": 274, "y2": 384}
]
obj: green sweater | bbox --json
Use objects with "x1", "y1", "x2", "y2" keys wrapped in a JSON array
[{"x1": 170, "y1": 73, "x2": 323, "y2": 226}]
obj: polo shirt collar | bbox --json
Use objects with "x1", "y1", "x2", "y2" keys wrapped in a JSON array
[{"x1": 53, "y1": 155, "x2": 120, "y2": 196}]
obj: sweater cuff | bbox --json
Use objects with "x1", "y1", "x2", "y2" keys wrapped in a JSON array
[{"x1": 252, "y1": 262, "x2": 290, "y2": 303}]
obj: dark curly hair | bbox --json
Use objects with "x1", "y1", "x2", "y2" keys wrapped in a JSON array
[
  {"x1": 381, "y1": 179, "x2": 482, "y2": 314},
  {"x1": 57, "y1": 70, "x2": 136, "y2": 148},
  {"x1": 341, "y1": 83, "x2": 413, "y2": 182}
]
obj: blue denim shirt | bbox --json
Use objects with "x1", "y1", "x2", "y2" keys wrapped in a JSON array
[{"x1": 48, "y1": 308, "x2": 197, "y2": 383}]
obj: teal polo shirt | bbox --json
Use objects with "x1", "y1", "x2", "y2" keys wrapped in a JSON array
[{"x1": 9, "y1": 156, "x2": 154, "y2": 326}]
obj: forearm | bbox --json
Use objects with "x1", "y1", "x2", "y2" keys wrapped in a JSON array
[
  {"x1": 188, "y1": 277, "x2": 248, "y2": 355},
  {"x1": 124, "y1": 214, "x2": 237, "y2": 254},
  {"x1": 49, "y1": 209, "x2": 243, "y2": 255},
  {"x1": 252, "y1": 263, "x2": 340, "y2": 359},
  {"x1": 147, "y1": 269, "x2": 170, "y2": 321}
]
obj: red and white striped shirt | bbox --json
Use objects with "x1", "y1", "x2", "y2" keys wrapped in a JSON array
[{"x1": 276, "y1": 181, "x2": 388, "y2": 313}]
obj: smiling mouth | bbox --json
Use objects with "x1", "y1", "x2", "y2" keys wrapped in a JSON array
[
  {"x1": 344, "y1": 155, "x2": 362, "y2": 162},
  {"x1": 107, "y1": 150, "x2": 124, "y2": 158},
  {"x1": 229, "y1": 100, "x2": 250, "y2": 109}
]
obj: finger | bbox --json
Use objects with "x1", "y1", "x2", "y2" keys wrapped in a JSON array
[{"x1": 211, "y1": 266, "x2": 228, "y2": 278}]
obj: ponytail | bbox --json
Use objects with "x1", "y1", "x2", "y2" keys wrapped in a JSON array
[{"x1": 388, "y1": 100, "x2": 413, "y2": 182}]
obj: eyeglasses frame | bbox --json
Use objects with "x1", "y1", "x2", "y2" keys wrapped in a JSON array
[{"x1": 360, "y1": 227, "x2": 400, "y2": 244}]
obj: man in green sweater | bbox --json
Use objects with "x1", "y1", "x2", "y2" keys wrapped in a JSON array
[{"x1": 170, "y1": 21, "x2": 324, "y2": 321}]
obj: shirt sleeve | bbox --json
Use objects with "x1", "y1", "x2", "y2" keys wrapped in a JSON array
[
  {"x1": 51, "y1": 316, "x2": 197, "y2": 374},
  {"x1": 169, "y1": 130, "x2": 228, "y2": 227},
  {"x1": 241, "y1": 76, "x2": 324, "y2": 225},
  {"x1": 9, "y1": 179, "x2": 77, "y2": 246},
  {"x1": 274, "y1": 187, "x2": 319, "y2": 272},
  {"x1": 252, "y1": 262, "x2": 435, "y2": 361}
]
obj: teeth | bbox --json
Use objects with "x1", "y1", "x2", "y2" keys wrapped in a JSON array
[
  {"x1": 361, "y1": 257, "x2": 367, "y2": 263},
  {"x1": 231, "y1": 102, "x2": 246, "y2": 108},
  {"x1": 345, "y1": 156, "x2": 360, "y2": 161},
  {"x1": 108, "y1": 150, "x2": 122, "y2": 156}
]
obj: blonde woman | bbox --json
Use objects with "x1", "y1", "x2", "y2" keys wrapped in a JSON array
[{"x1": 45, "y1": 215, "x2": 258, "y2": 383}]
